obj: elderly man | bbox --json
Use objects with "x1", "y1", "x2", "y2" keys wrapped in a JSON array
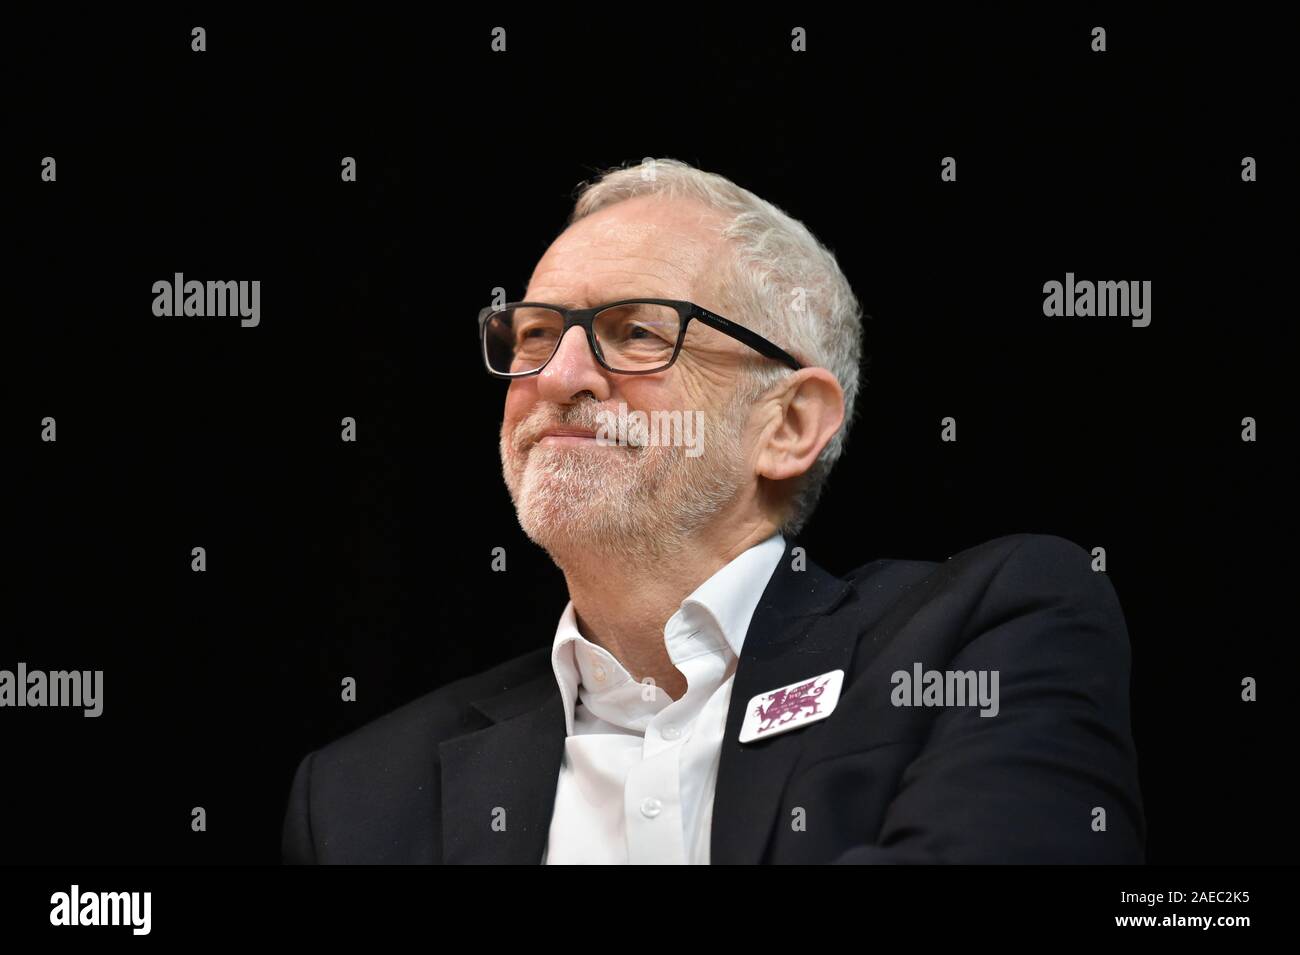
[{"x1": 281, "y1": 158, "x2": 1145, "y2": 864}]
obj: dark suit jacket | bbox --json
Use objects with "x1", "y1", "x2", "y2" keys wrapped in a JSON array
[{"x1": 281, "y1": 533, "x2": 1145, "y2": 864}]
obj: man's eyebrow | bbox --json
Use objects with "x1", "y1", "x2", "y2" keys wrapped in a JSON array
[
  {"x1": 524, "y1": 298, "x2": 580, "y2": 309},
  {"x1": 538, "y1": 297, "x2": 627, "y2": 309}
]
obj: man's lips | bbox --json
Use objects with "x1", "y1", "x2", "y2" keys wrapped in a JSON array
[{"x1": 537, "y1": 428, "x2": 599, "y2": 446}]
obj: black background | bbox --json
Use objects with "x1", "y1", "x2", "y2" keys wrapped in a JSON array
[{"x1": 6, "y1": 10, "x2": 1294, "y2": 865}]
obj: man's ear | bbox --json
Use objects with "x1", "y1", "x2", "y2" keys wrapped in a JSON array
[{"x1": 755, "y1": 368, "x2": 845, "y2": 482}]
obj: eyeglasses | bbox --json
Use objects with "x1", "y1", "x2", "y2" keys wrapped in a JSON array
[{"x1": 478, "y1": 298, "x2": 804, "y2": 378}]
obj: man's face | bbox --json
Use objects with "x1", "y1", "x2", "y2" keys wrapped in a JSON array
[{"x1": 499, "y1": 195, "x2": 763, "y2": 563}]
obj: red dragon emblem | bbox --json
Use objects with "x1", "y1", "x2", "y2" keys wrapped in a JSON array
[{"x1": 753, "y1": 677, "x2": 829, "y2": 734}]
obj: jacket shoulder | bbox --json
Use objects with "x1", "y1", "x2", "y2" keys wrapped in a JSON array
[
  {"x1": 949, "y1": 532, "x2": 1095, "y2": 566},
  {"x1": 308, "y1": 644, "x2": 552, "y2": 771},
  {"x1": 282, "y1": 645, "x2": 553, "y2": 863},
  {"x1": 834, "y1": 532, "x2": 1113, "y2": 632},
  {"x1": 843, "y1": 532, "x2": 1096, "y2": 584},
  {"x1": 943, "y1": 532, "x2": 1110, "y2": 604}
]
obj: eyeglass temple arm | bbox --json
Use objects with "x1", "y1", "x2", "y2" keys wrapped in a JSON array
[{"x1": 691, "y1": 306, "x2": 804, "y2": 370}]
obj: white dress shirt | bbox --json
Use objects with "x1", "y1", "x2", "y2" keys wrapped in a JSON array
[{"x1": 541, "y1": 532, "x2": 786, "y2": 864}]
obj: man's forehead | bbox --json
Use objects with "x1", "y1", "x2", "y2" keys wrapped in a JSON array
[
  {"x1": 528, "y1": 205, "x2": 726, "y2": 302},
  {"x1": 571, "y1": 217, "x2": 663, "y2": 245},
  {"x1": 554, "y1": 214, "x2": 711, "y2": 260}
]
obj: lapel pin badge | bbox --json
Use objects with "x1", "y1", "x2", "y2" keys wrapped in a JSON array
[{"x1": 739, "y1": 669, "x2": 844, "y2": 744}]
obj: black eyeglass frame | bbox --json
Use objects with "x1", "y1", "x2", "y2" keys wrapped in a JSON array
[{"x1": 478, "y1": 298, "x2": 805, "y2": 378}]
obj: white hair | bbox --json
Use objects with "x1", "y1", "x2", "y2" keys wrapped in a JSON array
[{"x1": 568, "y1": 157, "x2": 865, "y2": 535}]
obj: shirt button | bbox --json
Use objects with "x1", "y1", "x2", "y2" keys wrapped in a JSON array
[
  {"x1": 640, "y1": 797, "x2": 662, "y2": 818},
  {"x1": 662, "y1": 725, "x2": 681, "y2": 740},
  {"x1": 593, "y1": 665, "x2": 607, "y2": 683}
]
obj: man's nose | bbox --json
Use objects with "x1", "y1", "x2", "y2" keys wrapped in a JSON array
[{"x1": 536, "y1": 325, "x2": 611, "y2": 403}]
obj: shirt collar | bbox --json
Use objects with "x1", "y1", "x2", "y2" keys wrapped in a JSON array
[{"x1": 549, "y1": 532, "x2": 787, "y2": 736}]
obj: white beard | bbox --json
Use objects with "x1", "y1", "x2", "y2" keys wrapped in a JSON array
[{"x1": 500, "y1": 398, "x2": 749, "y2": 568}]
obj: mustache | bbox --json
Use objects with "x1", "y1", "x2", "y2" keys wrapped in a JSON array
[{"x1": 510, "y1": 403, "x2": 619, "y2": 452}]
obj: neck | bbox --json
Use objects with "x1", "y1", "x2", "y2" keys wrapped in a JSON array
[{"x1": 552, "y1": 516, "x2": 779, "y2": 701}]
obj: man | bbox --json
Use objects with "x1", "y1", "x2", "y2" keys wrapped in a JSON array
[{"x1": 281, "y1": 158, "x2": 1145, "y2": 864}]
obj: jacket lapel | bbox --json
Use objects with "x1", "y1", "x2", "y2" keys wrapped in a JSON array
[
  {"x1": 710, "y1": 540, "x2": 855, "y2": 864},
  {"x1": 439, "y1": 667, "x2": 566, "y2": 864}
]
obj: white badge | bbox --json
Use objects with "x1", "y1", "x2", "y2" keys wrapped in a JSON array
[{"x1": 739, "y1": 669, "x2": 845, "y2": 744}]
